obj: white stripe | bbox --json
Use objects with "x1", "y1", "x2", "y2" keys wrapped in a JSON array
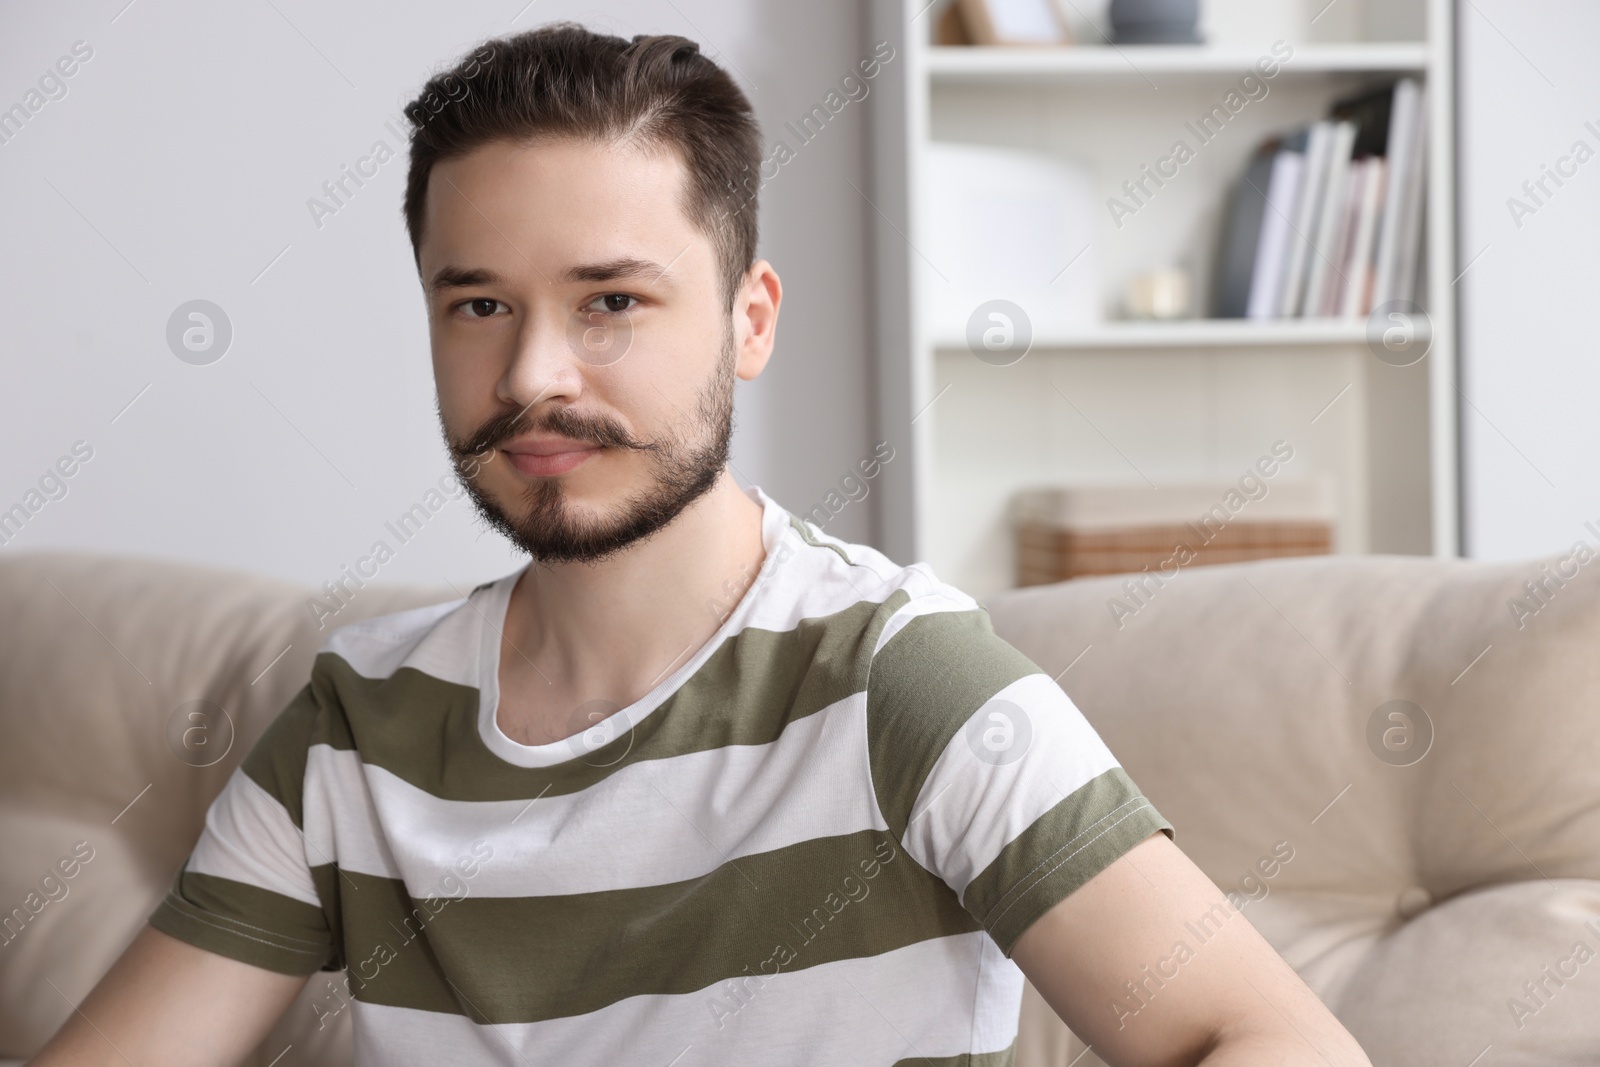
[
  {"x1": 301, "y1": 747, "x2": 405, "y2": 883},
  {"x1": 899, "y1": 673, "x2": 1120, "y2": 902},
  {"x1": 186, "y1": 767, "x2": 321, "y2": 907},
  {"x1": 300, "y1": 693, "x2": 888, "y2": 897},
  {"x1": 348, "y1": 931, "x2": 1021, "y2": 1067},
  {"x1": 732, "y1": 492, "x2": 962, "y2": 639},
  {"x1": 322, "y1": 595, "x2": 477, "y2": 686},
  {"x1": 747, "y1": 529, "x2": 904, "y2": 633},
  {"x1": 970, "y1": 931, "x2": 1027, "y2": 1050},
  {"x1": 870, "y1": 587, "x2": 980, "y2": 658}
]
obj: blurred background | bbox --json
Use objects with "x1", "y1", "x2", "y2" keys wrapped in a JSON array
[{"x1": 2, "y1": 0, "x2": 1597, "y2": 600}]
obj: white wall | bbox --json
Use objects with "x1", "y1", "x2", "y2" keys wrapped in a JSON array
[
  {"x1": 0, "y1": 0, "x2": 877, "y2": 590},
  {"x1": 1458, "y1": 0, "x2": 1600, "y2": 559}
]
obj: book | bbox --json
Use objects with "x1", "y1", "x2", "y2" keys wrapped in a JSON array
[
  {"x1": 1246, "y1": 147, "x2": 1306, "y2": 319},
  {"x1": 1371, "y1": 78, "x2": 1421, "y2": 308},
  {"x1": 1330, "y1": 83, "x2": 1396, "y2": 159},
  {"x1": 1320, "y1": 156, "x2": 1366, "y2": 316},
  {"x1": 1388, "y1": 81, "x2": 1427, "y2": 307},
  {"x1": 1277, "y1": 120, "x2": 1335, "y2": 319},
  {"x1": 1390, "y1": 82, "x2": 1429, "y2": 306},
  {"x1": 1341, "y1": 156, "x2": 1387, "y2": 317},
  {"x1": 1212, "y1": 139, "x2": 1280, "y2": 318},
  {"x1": 1213, "y1": 79, "x2": 1428, "y2": 320},
  {"x1": 1299, "y1": 119, "x2": 1357, "y2": 318}
]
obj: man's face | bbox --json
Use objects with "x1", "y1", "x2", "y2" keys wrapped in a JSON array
[{"x1": 420, "y1": 136, "x2": 743, "y2": 565}]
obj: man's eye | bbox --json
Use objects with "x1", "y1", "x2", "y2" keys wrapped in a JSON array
[
  {"x1": 585, "y1": 293, "x2": 638, "y2": 315},
  {"x1": 460, "y1": 298, "x2": 506, "y2": 318}
]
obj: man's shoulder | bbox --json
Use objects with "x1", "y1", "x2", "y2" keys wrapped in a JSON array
[
  {"x1": 775, "y1": 515, "x2": 1034, "y2": 711},
  {"x1": 838, "y1": 552, "x2": 995, "y2": 667},
  {"x1": 245, "y1": 582, "x2": 499, "y2": 786},
  {"x1": 778, "y1": 510, "x2": 975, "y2": 623},
  {"x1": 857, "y1": 561, "x2": 1045, "y2": 739},
  {"x1": 319, "y1": 595, "x2": 466, "y2": 658},
  {"x1": 313, "y1": 578, "x2": 504, "y2": 688}
]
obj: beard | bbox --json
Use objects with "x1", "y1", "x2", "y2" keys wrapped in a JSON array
[{"x1": 441, "y1": 324, "x2": 737, "y2": 566}]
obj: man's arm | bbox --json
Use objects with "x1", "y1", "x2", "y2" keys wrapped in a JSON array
[
  {"x1": 26, "y1": 924, "x2": 310, "y2": 1067},
  {"x1": 1010, "y1": 832, "x2": 1371, "y2": 1067}
]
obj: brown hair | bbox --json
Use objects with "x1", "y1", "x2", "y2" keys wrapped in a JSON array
[{"x1": 401, "y1": 22, "x2": 763, "y2": 313}]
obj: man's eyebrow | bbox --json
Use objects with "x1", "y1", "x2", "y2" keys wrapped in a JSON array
[
  {"x1": 427, "y1": 258, "x2": 678, "y2": 294},
  {"x1": 561, "y1": 257, "x2": 676, "y2": 286},
  {"x1": 428, "y1": 266, "x2": 505, "y2": 294}
]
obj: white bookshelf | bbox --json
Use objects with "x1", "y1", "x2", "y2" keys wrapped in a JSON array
[
  {"x1": 867, "y1": 0, "x2": 1458, "y2": 600},
  {"x1": 926, "y1": 42, "x2": 1429, "y2": 81},
  {"x1": 933, "y1": 317, "x2": 1431, "y2": 351}
]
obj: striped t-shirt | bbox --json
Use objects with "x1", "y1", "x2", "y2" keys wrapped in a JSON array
[{"x1": 149, "y1": 482, "x2": 1172, "y2": 1066}]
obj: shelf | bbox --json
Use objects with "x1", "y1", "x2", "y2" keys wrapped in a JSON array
[
  {"x1": 926, "y1": 43, "x2": 1429, "y2": 84},
  {"x1": 932, "y1": 318, "x2": 1427, "y2": 351},
  {"x1": 870, "y1": 0, "x2": 1458, "y2": 587}
]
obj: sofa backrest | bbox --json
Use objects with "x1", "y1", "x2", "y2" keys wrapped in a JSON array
[
  {"x1": 0, "y1": 551, "x2": 454, "y2": 1065},
  {"x1": 982, "y1": 551, "x2": 1600, "y2": 1063}
]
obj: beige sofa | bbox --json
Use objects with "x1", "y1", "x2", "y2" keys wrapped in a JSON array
[{"x1": 3, "y1": 549, "x2": 1597, "y2": 1065}]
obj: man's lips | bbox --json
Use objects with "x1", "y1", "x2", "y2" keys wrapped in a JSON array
[{"x1": 501, "y1": 438, "x2": 604, "y2": 477}]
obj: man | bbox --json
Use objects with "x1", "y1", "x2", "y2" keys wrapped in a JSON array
[{"x1": 29, "y1": 22, "x2": 1371, "y2": 1067}]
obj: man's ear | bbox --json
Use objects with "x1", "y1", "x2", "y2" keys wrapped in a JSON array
[{"x1": 735, "y1": 259, "x2": 781, "y2": 381}]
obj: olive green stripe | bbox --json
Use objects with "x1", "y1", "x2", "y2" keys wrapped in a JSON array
[
  {"x1": 147, "y1": 870, "x2": 336, "y2": 976},
  {"x1": 305, "y1": 589, "x2": 913, "y2": 803},
  {"x1": 864, "y1": 605, "x2": 1043, "y2": 840},
  {"x1": 789, "y1": 513, "x2": 856, "y2": 565},
  {"x1": 892, "y1": 1046, "x2": 1016, "y2": 1067},
  {"x1": 310, "y1": 863, "x2": 348, "y2": 968},
  {"x1": 239, "y1": 680, "x2": 328, "y2": 830},
  {"x1": 966, "y1": 768, "x2": 1174, "y2": 957},
  {"x1": 316, "y1": 829, "x2": 978, "y2": 1024}
]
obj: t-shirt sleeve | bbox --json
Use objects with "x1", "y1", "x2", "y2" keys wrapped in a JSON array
[
  {"x1": 865, "y1": 589, "x2": 1174, "y2": 958},
  {"x1": 147, "y1": 678, "x2": 339, "y2": 976}
]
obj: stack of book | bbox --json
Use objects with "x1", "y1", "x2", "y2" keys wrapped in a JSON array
[{"x1": 1213, "y1": 78, "x2": 1428, "y2": 321}]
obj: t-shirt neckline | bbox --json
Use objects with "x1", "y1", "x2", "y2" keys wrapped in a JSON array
[{"x1": 474, "y1": 483, "x2": 791, "y2": 768}]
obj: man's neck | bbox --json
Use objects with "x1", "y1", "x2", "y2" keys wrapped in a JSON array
[{"x1": 497, "y1": 471, "x2": 769, "y2": 738}]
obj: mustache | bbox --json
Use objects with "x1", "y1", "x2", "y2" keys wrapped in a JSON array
[{"x1": 450, "y1": 406, "x2": 658, "y2": 463}]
